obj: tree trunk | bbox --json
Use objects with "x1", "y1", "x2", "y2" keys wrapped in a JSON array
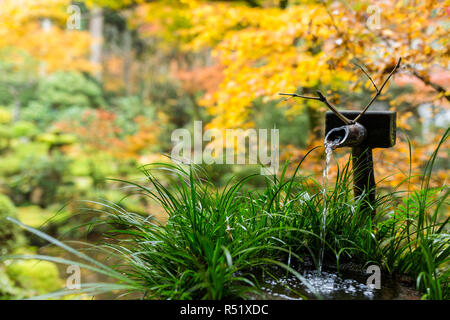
[
  {"x1": 123, "y1": 30, "x2": 132, "y2": 95},
  {"x1": 89, "y1": 7, "x2": 103, "y2": 80}
]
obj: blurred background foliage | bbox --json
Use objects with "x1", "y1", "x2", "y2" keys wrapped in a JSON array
[{"x1": 0, "y1": 0, "x2": 448, "y2": 298}]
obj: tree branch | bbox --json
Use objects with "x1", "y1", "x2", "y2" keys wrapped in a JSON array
[
  {"x1": 412, "y1": 70, "x2": 450, "y2": 103},
  {"x1": 354, "y1": 62, "x2": 378, "y2": 91},
  {"x1": 279, "y1": 91, "x2": 351, "y2": 124},
  {"x1": 352, "y1": 57, "x2": 402, "y2": 123}
]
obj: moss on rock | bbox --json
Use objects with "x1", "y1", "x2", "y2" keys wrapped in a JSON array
[{"x1": 0, "y1": 194, "x2": 25, "y2": 255}]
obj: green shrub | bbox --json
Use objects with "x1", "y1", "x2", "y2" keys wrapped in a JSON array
[
  {"x1": 0, "y1": 265, "x2": 21, "y2": 299},
  {"x1": 9, "y1": 152, "x2": 72, "y2": 207},
  {"x1": 35, "y1": 71, "x2": 105, "y2": 109},
  {"x1": 0, "y1": 194, "x2": 25, "y2": 255},
  {"x1": 11, "y1": 121, "x2": 39, "y2": 138},
  {"x1": 20, "y1": 102, "x2": 55, "y2": 130},
  {"x1": 0, "y1": 251, "x2": 64, "y2": 300},
  {"x1": 0, "y1": 124, "x2": 13, "y2": 151},
  {"x1": 0, "y1": 107, "x2": 12, "y2": 124},
  {"x1": 6, "y1": 260, "x2": 62, "y2": 296},
  {"x1": 110, "y1": 96, "x2": 156, "y2": 136},
  {"x1": 0, "y1": 154, "x2": 22, "y2": 176}
]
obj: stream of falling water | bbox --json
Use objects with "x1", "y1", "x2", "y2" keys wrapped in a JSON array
[{"x1": 319, "y1": 139, "x2": 339, "y2": 273}]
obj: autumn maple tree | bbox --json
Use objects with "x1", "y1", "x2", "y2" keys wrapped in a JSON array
[
  {"x1": 0, "y1": 0, "x2": 447, "y2": 187},
  {"x1": 129, "y1": 0, "x2": 448, "y2": 187}
]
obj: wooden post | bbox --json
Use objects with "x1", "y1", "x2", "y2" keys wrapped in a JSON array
[{"x1": 352, "y1": 146, "x2": 376, "y2": 215}]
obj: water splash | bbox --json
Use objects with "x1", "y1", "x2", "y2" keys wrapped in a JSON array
[
  {"x1": 302, "y1": 270, "x2": 375, "y2": 299},
  {"x1": 319, "y1": 139, "x2": 340, "y2": 272},
  {"x1": 323, "y1": 138, "x2": 341, "y2": 182},
  {"x1": 323, "y1": 142, "x2": 335, "y2": 183},
  {"x1": 255, "y1": 263, "x2": 421, "y2": 300}
]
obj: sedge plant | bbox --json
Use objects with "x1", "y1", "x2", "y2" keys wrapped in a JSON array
[{"x1": 1, "y1": 129, "x2": 448, "y2": 300}]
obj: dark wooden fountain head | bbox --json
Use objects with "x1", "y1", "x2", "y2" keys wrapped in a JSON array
[
  {"x1": 325, "y1": 111, "x2": 396, "y2": 149},
  {"x1": 324, "y1": 110, "x2": 397, "y2": 216}
]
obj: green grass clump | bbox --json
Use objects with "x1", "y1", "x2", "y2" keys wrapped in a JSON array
[{"x1": 1, "y1": 129, "x2": 448, "y2": 300}]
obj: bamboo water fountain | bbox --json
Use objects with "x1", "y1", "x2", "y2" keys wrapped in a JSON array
[{"x1": 280, "y1": 58, "x2": 401, "y2": 214}]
